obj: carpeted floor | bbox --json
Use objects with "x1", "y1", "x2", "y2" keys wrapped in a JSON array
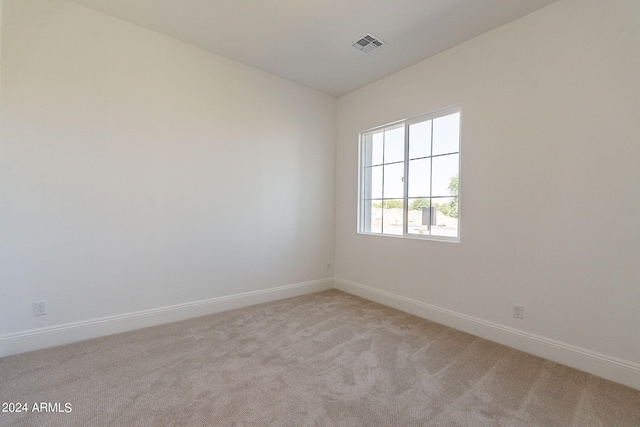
[{"x1": 1, "y1": 289, "x2": 639, "y2": 426}]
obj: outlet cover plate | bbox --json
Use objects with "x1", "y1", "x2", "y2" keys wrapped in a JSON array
[
  {"x1": 513, "y1": 304, "x2": 523, "y2": 319},
  {"x1": 33, "y1": 301, "x2": 47, "y2": 316}
]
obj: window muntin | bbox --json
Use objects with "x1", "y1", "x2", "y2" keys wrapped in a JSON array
[{"x1": 359, "y1": 107, "x2": 461, "y2": 242}]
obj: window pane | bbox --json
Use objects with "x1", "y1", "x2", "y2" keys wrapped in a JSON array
[
  {"x1": 364, "y1": 165, "x2": 383, "y2": 199},
  {"x1": 431, "y1": 154, "x2": 459, "y2": 197},
  {"x1": 383, "y1": 162, "x2": 404, "y2": 199},
  {"x1": 432, "y1": 112, "x2": 460, "y2": 156},
  {"x1": 409, "y1": 120, "x2": 432, "y2": 159},
  {"x1": 432, "y1": 197, "x2": 458, "y2": 237},
  {"x1": 384, "y1": 126, "x2": 405, "y2": 164},
  {"x1": 407, "y1": 198, "x2": 432, "y2": 235},
  {"x1": 408, "y1": 158, "x2": 430, "y2": 198},
  {"x1": 382, "y1": 199, "x2": 403, "y2": 235},
  {"x1": 368, "y1": 132, "x2": 383, "y2": 166},
  {"x1": 362, "y1": 134, "x2": 373, "y2": 167},
  {"x1": 368, "y1": 200, "x2": 382, "y2": 233}
]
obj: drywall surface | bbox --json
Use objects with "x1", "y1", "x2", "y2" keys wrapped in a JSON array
[
  {"x1": 336, "y1": 0, "x2": 640, "y2": 368},
  {"x1": 0, "y1": 0, "x2": 336, "y2": 340}
]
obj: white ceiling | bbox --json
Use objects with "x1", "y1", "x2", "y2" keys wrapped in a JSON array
[{"x1": 70, "y1": 0, "x2": 559, "y2": 97}]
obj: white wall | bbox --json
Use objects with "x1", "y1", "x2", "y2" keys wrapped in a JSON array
[
  {"x1": 0, "y1": 0, "x2": 335, "y2": 352},
  {"x1": 336, "y1": 0, "x2": 640, "y2": 388}
]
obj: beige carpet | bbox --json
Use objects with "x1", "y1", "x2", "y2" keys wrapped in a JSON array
[{"x1": 1, "y1": 290, "x2": 639, "y2": 426}]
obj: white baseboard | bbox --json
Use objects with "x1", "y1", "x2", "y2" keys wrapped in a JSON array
[
  {"x1": 5, "y1": 276, "x2": 639, "y2": 391},
  {"x1": 0, "y1": 279, "x2": 334, "y2": 358},
  {"x1": 335, "y1": 277, "x2": 640, "y2": 391}
]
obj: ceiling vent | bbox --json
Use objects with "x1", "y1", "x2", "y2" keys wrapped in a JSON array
[{"x1": 352, "y1": 33, "x2": 385, "y2": 54}]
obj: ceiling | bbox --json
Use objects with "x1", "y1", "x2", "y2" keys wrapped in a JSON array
[{"x1": 70, "y1": 0, "x2": 559, "y2": 97}]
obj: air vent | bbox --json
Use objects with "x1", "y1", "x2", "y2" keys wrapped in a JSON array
[{"x1": 352, "y1": 33, "x2": 386, "y2": 53}]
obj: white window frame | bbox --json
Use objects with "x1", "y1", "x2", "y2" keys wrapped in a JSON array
[{"x1": 357, "y1": 106, "x2": 461, "y2": 243}]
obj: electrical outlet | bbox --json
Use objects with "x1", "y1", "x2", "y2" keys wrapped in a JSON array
[
  {"x1": 326, "y1": 263, "x2": 332, "y2": 272},
  {"x1": 33, "y1": 301, "x2": 47, "y2": 316},
  {"x1": 513, "y1": 304, "x2": 523, "y2": 319}
]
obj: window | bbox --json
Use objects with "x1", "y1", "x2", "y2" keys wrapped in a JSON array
[{"x1": 358, "y1": 107, "x2": 461, "y2": 242}]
